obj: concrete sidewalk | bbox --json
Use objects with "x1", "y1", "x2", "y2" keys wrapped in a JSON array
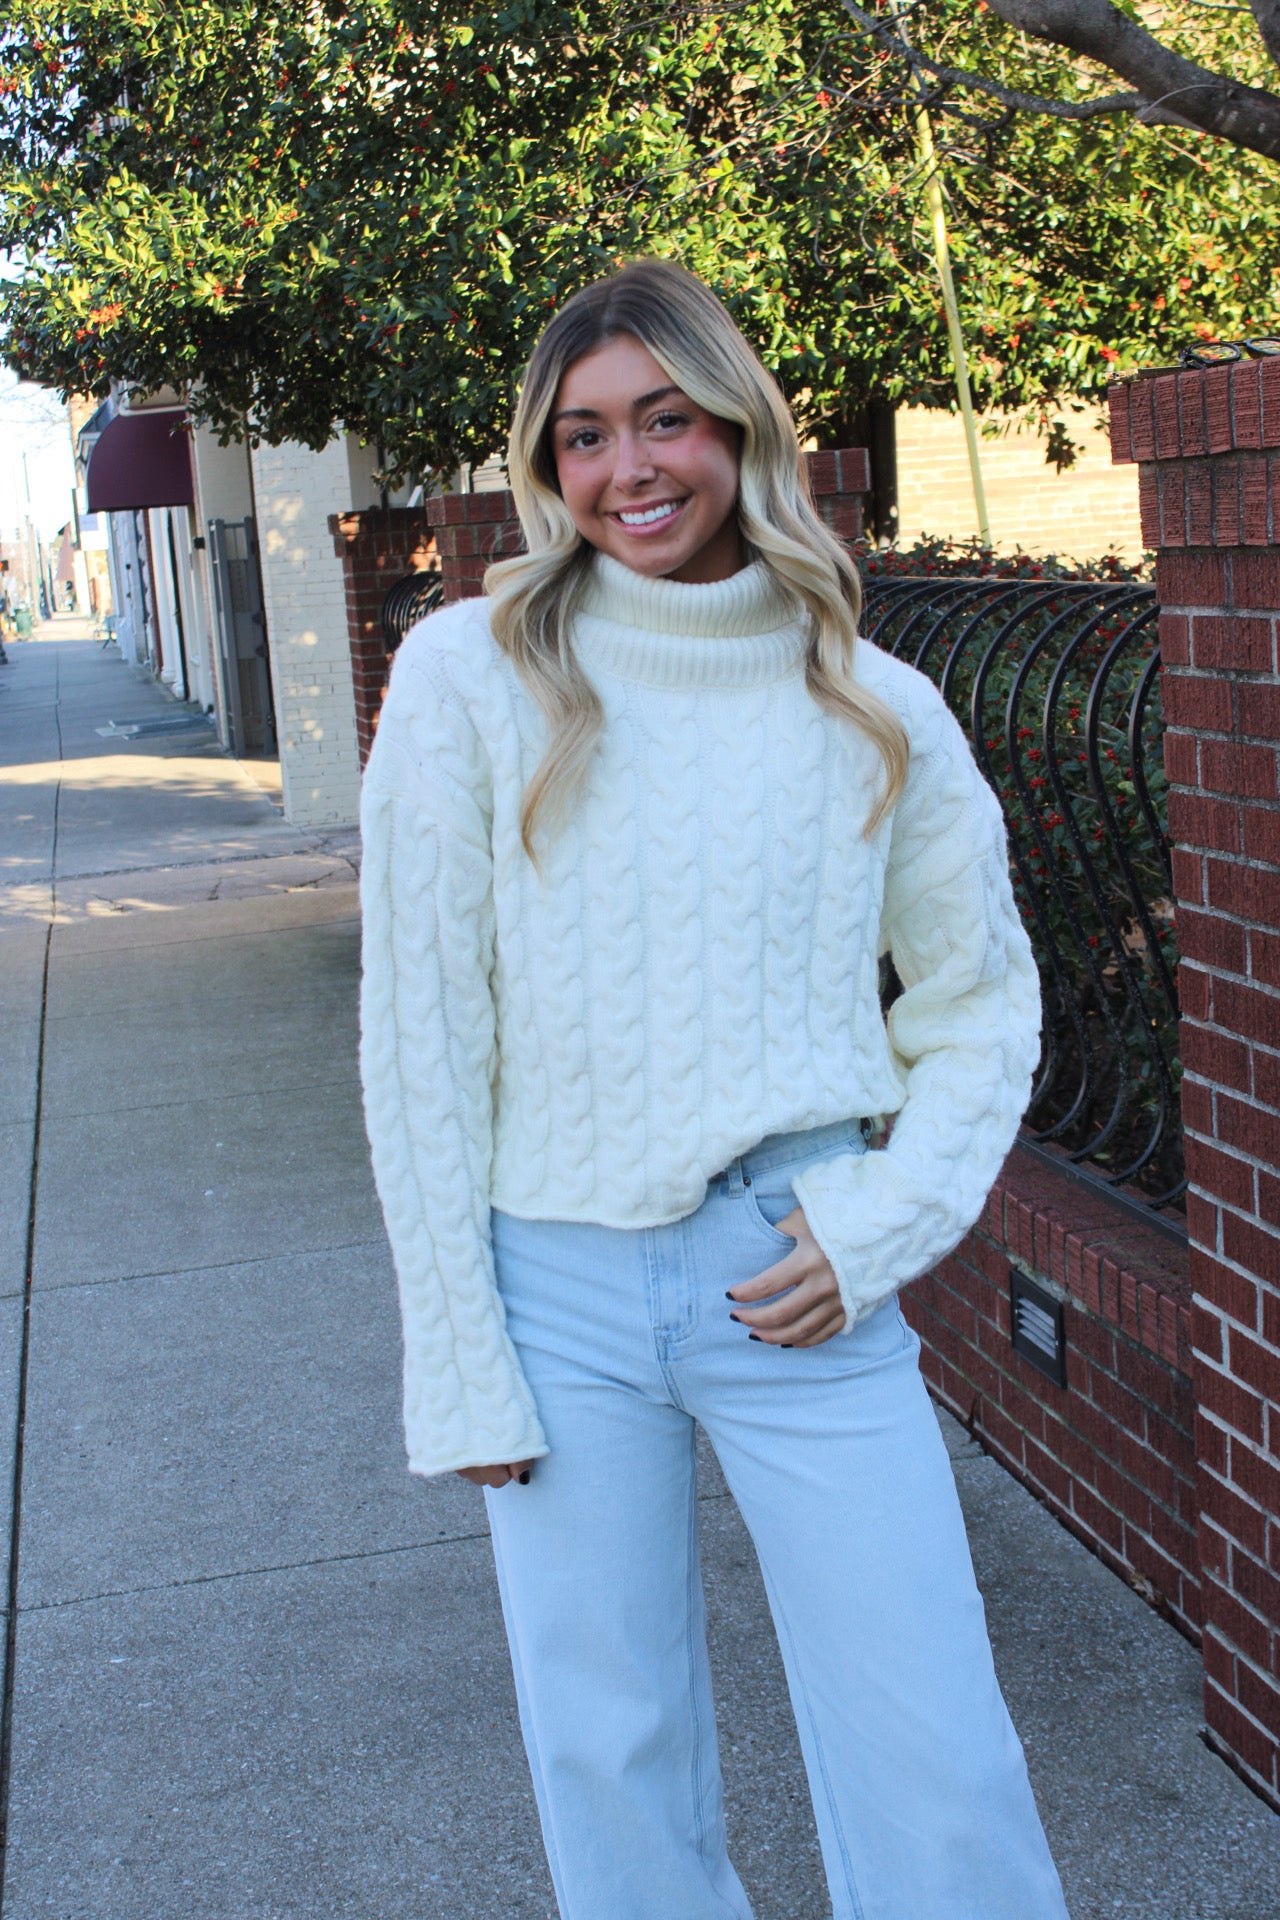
[{"x1": 1, "y1": 633, "x2": 1277, "y2": 1919}]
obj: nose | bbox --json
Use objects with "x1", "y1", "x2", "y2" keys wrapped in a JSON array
[{"x1": 612, "y1": 427, "x2": 658, "y2": 492}]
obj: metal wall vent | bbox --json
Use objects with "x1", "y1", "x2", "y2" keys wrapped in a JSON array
[{"x1": 1009, "y1": 1269, "x2": 1067, "y2": 1388}]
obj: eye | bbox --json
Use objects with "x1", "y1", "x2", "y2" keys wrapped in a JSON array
[
  {"x1": 648, "y1": 410, "x2": 689, "y2": 432},
  {"x1": 562, "y1": 426, "x2": 603, "y2": 451}
]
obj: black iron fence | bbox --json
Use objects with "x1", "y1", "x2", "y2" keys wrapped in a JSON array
[
  {"x1": 382, "y1": 567, "x2": 444, "y2": 652},
  {"x1": 861, "y1": 575, "x2": 1183, "y2": 1212}
]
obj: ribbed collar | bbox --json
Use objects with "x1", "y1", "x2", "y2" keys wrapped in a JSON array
[{"x1": 573, "y1": 551, "x2": 809, "y2": 690}]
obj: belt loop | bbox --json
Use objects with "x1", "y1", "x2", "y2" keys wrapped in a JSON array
[{"x1": 724, "y1": 1156, "x2": 746, "y2": 1194}]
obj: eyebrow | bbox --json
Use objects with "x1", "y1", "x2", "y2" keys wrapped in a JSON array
[{"x1": 552, "y1": 384, "x2": 684, "y2": 426}]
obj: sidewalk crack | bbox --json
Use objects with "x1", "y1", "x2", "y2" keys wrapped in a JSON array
[
  {"x1": 22, "y1": 1529, "x2": 495, "y2": 1615},
  {"x1": 0, "y1": 649, "x2": 61, "y2": 1916}
]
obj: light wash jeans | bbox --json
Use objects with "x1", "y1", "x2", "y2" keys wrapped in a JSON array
[{"x1": 485, "y1": 1118, "x2": 1069, "y2": 1920}]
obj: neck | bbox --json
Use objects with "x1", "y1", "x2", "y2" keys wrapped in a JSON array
[{"x1": 661, "y1": 516, "x2": 746, "y2": 585}]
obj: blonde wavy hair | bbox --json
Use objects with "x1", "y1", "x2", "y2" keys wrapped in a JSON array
[{"x1": 485, "y1": 258, "x2": 909, "y2": 860}]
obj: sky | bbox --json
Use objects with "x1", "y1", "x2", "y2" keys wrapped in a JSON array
[{"x1": 0, "y1": 369, "x2": 78, "y2": 545}]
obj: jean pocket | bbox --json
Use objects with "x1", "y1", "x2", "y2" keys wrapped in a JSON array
[
  {"x1": 742, "y1": 1178, "x2": 801, "y2": 1247},
  {"x1": 741, "y1": 1129, "x2": 868, "y2": 1244}
]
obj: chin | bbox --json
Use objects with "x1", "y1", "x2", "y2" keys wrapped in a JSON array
[{"x1": 606, "y1": 540, "x2": 697, "y2": 577}]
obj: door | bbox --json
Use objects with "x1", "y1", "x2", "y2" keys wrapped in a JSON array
[{"x1": 209, "y1": 516, "x2": 277, "y2": 755}]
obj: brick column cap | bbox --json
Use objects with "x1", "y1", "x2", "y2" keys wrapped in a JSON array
[{"x1": 1109, "y1": 359, "x2": 1280, "y2": 468}]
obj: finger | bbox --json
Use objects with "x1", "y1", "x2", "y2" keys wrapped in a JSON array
[
  {"x1": 488, "y1": 1460, "x2": 535, "y2": 1489},
  {"x1": 733, "y1": 1273, "x2": 831, "y2": 1328},
  {"x1": 726, "y1": 1250, "x2": 804, "y2": 1302},
  {"x1": 789, "y1": 1311, "x2": 848, "y2": 1348},
  {"x1": 785, "y1": 1301, "x2": 849, "y2": 1346},
  {"x1": 458, "y1": 1462, "x2": 531, "y2": 1488},
  {"x1": 747, "y1": 1296, "x2": 847, "y2": 1345}
]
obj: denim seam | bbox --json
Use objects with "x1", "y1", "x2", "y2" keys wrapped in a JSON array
[
  {"x1": 646, "y1": 1221, "x2": 697, "y2": 1392},
  {"x1": 758, "y1": 1567, "x2": 869, "y2": 1920},
  {"x1": 683, "y1": 1468, "x2": 750, "y2": 1920}
]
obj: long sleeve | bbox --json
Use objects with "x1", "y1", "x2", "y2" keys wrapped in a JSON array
[
  {"x1": 791, "y1": 693, "x2": 1042, "y2": 1326},
  {"x1": 359, "y1": 655, "x2": 547, "y2": 1477}
]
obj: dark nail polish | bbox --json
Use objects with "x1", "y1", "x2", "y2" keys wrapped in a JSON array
[
  {"x1": 781, "y1": 1343, "x2": 793, "y2": 1349},
  {"x1": 518, "y1": 1470, "x2": 531, "y2": 1485},
  {"x1": 748, "y1": 1332, "x2": 761, "y2": 1342},
  {"x1": 724, "y1": 1290, "x2": 735, "y2": 1299}
]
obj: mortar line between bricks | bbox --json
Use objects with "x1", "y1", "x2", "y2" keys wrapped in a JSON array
[{"x1": 0, "y1": 649, "x2": 61, "y2": 1919}]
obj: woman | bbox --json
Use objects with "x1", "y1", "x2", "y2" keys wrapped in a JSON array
[{"x1": 359, "y1": 259, "x2": 1069, "y2": 1920}]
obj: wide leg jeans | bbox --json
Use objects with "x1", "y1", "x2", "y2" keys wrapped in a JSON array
[{"x1": 484, "y1": 1119, "x2": 1070, "y2": 1920}]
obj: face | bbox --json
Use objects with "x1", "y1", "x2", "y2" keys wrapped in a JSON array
[{"x1": 549, "y1": 334, "x2": 745, "y2": 584}]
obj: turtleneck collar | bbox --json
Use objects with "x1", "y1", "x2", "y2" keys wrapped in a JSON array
[{"x1": 573, "y1": 551, "x2": 809, "y2": 690}]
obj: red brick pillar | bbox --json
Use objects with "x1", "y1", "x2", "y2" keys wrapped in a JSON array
[
  {"x1": 1111, "y1": 360, "x2": 1280, "y2": 1805},
  {"x1": 330, "y1": 507, "x2": 437, "y2": 765},
  {"x1": 423, "y1": 489, "x2": 524, "y2": 602},
  {"x1": 806, "y1": 446, "x2": 870, "y2": 546}
]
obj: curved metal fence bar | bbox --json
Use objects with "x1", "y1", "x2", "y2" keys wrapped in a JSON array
[
  {"x1": 381, "y1": 567, "x2": 444, "y2": 653},
  {"x1": 861, "y1": 574, "x2": 1182, "y2": 1210}
]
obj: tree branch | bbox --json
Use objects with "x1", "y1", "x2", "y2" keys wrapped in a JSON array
[
  {"x1": 979, "y1": 0, "x2": 1280, "y2": 159},
  {"x1": 839, "y1": 1, "x2": 1199, "y2": 127},
  {"x1": 1247, "y1": 0, "x2": 1280, "y2": 69}
]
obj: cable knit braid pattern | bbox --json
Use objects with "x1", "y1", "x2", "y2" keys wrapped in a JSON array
[
  {"x1": 789, "y1": 677, "x2": 1042, "y2": 1328},
  {"x1": 359, "y1": 552, "x2": 1042, "y2": 1475}
]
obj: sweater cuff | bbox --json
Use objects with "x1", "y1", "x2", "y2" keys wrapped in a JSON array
[{"x1": 790, "y1": 1153, "x2": 900, "y2": 1332}]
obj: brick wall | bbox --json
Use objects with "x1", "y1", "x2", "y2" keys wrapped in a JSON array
[
  {"x1": 251, "y1": 437, "x2": 365, "y2": 828},
  {"x1": 904, "y1": 1151, "x2": 1198, "y2": 1635},
  {"x1": 1111, "y1": 358, "x2": 1280, "y2": 1805},
  {"x1": 895, "y1": 404, "x2": 1144, "y2": 562},
  {"x1": 806, "y1": 446, "x2": 868, "y2": 545},
  {"x1": 329, "y1": 508, "x2": 437, "y2": 767},
  {"x1": 336, "y1": 450, "x2": 866, "y2": 761},
  {"x1": 423, "y1": 488, "x2": 524, "y2": 603}
]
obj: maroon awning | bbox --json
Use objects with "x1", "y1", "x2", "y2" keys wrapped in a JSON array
[{"x1": 85, "y1": 410, "x2": 194, "y2": 513}]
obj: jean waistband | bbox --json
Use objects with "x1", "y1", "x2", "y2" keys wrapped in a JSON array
[{"x1": 712, "y1": 1116, "x2": 872, "y2": 1189}]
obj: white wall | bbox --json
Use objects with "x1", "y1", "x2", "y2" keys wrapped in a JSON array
[
  {"x1": 249, "y1": 435, "x2": 374, "y2": 828},
  {"x1": 344, "y1": 436, "x2": 383, "y2": 509}
]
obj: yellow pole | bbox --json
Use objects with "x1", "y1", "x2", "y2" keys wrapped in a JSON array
[{"x1": 892, "y1": 12, "x2": 991, "y2": 544}]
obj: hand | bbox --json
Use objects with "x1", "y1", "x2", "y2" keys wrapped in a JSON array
[
  {"x1": 727, "y1": 1207, "x2": 847, "y2": 1348},
  {"x1": 455, "y1": 1459, "x2": 535, "y2": 1489}
]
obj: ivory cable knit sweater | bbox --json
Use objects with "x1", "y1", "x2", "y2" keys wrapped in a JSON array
[{"x1": 359, "y1": 553, "x2": 1041, "y2": 1476}]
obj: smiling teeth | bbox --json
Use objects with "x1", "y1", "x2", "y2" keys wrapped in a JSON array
[{"x1": 619, "y1": 502, "x2": 682, "y2": 525}]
